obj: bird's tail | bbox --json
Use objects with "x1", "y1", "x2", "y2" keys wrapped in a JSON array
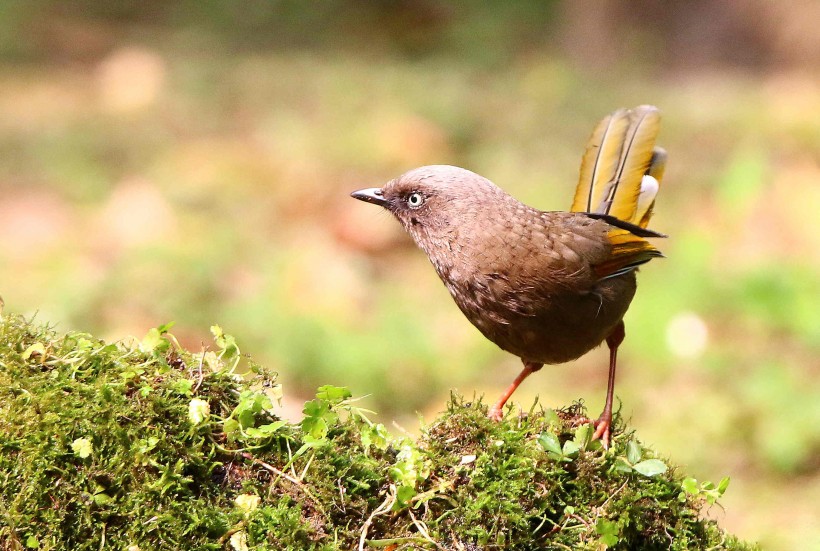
[
  {"x1": 571, "y1": 106, "x2": 667, "y2": 280},
  {"x1": 571, "y1": 105, "x2": 666, "y2": 229}
]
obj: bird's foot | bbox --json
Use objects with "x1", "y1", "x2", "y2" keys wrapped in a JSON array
[
  {"x1": 591, "y1": 416, "x2": 612, "y2": 449},
  {"x1": 487, "y1": 406, "x2": 504, "y2": 422},
  {"x1": 558, "y1": 411, "x2": 612, "y2": 448}
]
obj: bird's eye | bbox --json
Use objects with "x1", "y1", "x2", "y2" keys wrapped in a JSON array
[{"x1": 407, "y1": 192, "x2": 425, "y2": 209}]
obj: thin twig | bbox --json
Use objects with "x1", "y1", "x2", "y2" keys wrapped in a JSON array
[
  {"x1": 359, "y1": 486, "x2": 397, "y2": 551},
  {"x1": 217, "y1": 521, "x2": 246, "y2": 545},
  {"x1": 409, "y1": 478, "x2": 455, "y2": 506},
  {"x1": 408, "y1": 508, "x2": 445, "y2": 550},
  {"x1": 600, "y1": 480, "x2": 628, "y2": 510},
  {"x1": 239, "y1": 452, "x2": 327, "y2": 517},
  {"x1": 299, "y1": 450, "x2": 315, "y2": 482},
  {"x1": 337, "y1": 479, "x2": 347, "y2": 514},
  {"x1": 285, "y1": 439, "x2": 298, "y2": 479},
  {"x1": 364, "y1": 536, "x2": 431, "y2": 548},
  {"x1": 192, "y1": 346, "x2": 205, "y2": 392}
]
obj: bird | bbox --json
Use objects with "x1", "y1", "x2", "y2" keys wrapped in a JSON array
[{"x1": 350, "y1": 105, "x2": 667, "y2": 448}]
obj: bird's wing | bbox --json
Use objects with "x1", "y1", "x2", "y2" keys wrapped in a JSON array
[{"x1": 593, "y1": 228, "x2": 664, "y2": 280}]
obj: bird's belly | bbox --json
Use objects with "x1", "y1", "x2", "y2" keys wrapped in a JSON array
[{"x1": 451, "y1": 274, "x2": 637, "y2": 364}]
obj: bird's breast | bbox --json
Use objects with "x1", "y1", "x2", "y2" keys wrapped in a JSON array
[{"x1": 428, "y1": 241, "x2": 636, "y2": 364}]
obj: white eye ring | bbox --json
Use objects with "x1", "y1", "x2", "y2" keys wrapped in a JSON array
[{"x1": 407, "y1": 192, "x2": 424, "y2": 209}]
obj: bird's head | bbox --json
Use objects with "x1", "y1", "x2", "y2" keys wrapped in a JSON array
[{"x1": 351, "y1": 165, "x2": 507, "y2": 246}]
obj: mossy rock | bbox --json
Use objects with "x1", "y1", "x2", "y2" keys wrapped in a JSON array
[{"x1": 0, "y1": 313, "x2": 757, "y2": 550}]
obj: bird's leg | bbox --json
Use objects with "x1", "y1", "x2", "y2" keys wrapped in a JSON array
[
  {"x1": 591, "y1": 321, "x2": 625, "y2": 448},
  {"x1": 488, "y1": 360, "x2": 543, "y2": 421}
]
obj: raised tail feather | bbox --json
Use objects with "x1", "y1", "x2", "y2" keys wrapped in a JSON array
[
  {"x1": 571, "y1": 106, "x2": 667, "y2": 279},
  {"x1": 571, "y1": 105, "x2": 665, "y2": 226}
]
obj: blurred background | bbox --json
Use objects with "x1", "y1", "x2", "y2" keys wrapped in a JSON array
[{"x1": 1, "y1": 1, "x2": 818, "y2": 547}]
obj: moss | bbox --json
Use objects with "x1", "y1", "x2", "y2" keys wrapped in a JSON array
[{"x1": 0, "y1": 314, "x2": 757, "y2": 550}]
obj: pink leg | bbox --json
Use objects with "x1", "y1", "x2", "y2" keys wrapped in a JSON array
[
  {"x1": 591, "y1": 321, "x2": 625, "y2": 448},
  {"x1": 488, "y1": 360, "x2": 543, "y2": 421}
]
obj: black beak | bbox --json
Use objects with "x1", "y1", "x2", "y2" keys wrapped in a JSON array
[{"x1": 350, "y1": 187, "x2": 389, "y2": 207}]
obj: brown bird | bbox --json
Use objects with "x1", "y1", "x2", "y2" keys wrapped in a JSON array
[{"x1": 351, "y1": 105, "x2": 667, "y2": 447}]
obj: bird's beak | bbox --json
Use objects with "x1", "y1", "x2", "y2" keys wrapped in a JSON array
[{"x1": 350, "y1": 187, "x2": 389, "y2": 207}]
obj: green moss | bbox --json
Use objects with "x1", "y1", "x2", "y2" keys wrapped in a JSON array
[{"x1": 0, "y1": 314, "x2": 757, "y2": 550}]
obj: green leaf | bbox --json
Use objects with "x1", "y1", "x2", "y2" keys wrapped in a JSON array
[
  {"x1": 361, "y1": 423, "x2": 389, "y2": 451},
  {"x1": 301, "y1": 398, "x2": 337, "y2": 439},
  {"x1": 573, "y1": 424, "x2": 592, "y2": 449},
  {"x1": 395, "y1": 485, "x2": 416, "y2": 508},
  {"x1": 389, "y1": 444, "x2": 427, "y2": 489},
  {"x1": 292, "y1": 434, "x2": 330, "y2": 460},
  {"x1": 211, "y1": 324, "x2": 239, "y2": 358},
  {"x1": 25, "y1": 535, "x2": 39, "y2": 549},
  {"x1": 21, "y1": 342, "x2": 45, "y2": 360},
  {"x1": 537, "y1": 432, "x2": 563, "y2": 455},
  {"x1": 600, "y1": 533, "x2": 619, "y2": 547},
  {"x1": 316, "y1": 385, "x2": 352, "y2": 403},
  {"x1": 633, "y1": 458, "x2": 668, "y2": 477},
  {"x1": 613, "y1": 457, "x2": 634, "y2": 474},
  {"x1": 171, "y1": 378, "x2": 194, "y2": 396},
  {"x1": 626, "y1": 440, "x2": 642, "y2": 464},
  {"x1": 234, "y1": 391, "x2": 273, "y2": 429},
  {"x1": 137, "y1": 437, "x2": 159, "y2": 454},
  {"x1": 223, "y1": 418, "x2": 240, "y2": 437},
  {"x1": 244, "y1": 420, "x2": 286, "y2": 438},
  {"x1": 542, "y1": 408, "x2": 561, "y2": 427},
  {"x1": 71, "y1": 438, "x2": 93, "y2": 459},
  {"x1": 188, "y1": 398, "x2": 211, "y2": 425},
  {"x1": 73, "y1": 336, "x2": 94, "y2": 351},
  {"x1": 681, "y1": 477, "x2": 699, "y2": 495},
  {"x1": 717, "y1": 476, "x2": 731, "y2": 494},
  {"x1": 302, "y1": 398, "x2": 331, "y2": 419},
  {"x1": 562, "y1": 439, "x2": 580, "y2": 458},
  {"x1": 596, "y1": 518, "x2": 620, "y2": 547},
  {"x1": 92, "y1": 492, "x2": 113, "y2": 505},
  {"x1": 234, "y1": 493, "x2": 261, "y2": 513},
  {"x1": 301, "y1": 416, "x2": 329, "y2": 439},
  {"x1": 140, "y1": 327, "x2": 169, "y2": 354}
]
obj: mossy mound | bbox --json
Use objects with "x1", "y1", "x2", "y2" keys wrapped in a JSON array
[{"x1": 0, "y1": 314, "x2": 757, "y2": 550}]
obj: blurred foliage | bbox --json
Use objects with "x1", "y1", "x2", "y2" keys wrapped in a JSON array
[{"x1": 1, "y1": 2, "x2": 819, "y2": 549}]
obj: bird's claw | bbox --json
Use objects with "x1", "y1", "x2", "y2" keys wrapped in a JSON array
[
  {"x1": 487, "y1": 406, "x2": 504, "y2": 422},
  {"x1": 591, "y1": 417, "x2": 612, "y2": 449}
]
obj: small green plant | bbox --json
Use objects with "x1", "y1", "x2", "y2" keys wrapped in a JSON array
[
  {"x1": 537, "y1": 422, "x2": 598, "y2": 461},
  {"x1": 387, "y1": 441, "x2": 431, "y2": 507},
  {"x1": 596, "y1": 517, "x2": 621, "y2": 547},
  {"x1": 612, "y1": 438, "x2": 670, "y2": 477},
  {"x1": 680, "y1": 476, "x2": 732, "y2": 505}
]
